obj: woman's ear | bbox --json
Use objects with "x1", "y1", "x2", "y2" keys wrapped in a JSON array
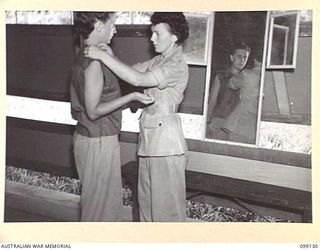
[
  {"x1": 229, "y1": 54, "x2": 234, "y2": 62},
  {"x1": 171, "y1": 34, "x2": 178, "y2": 43},
  {"x1": 94, "y1": 20, "x2": 103, "y2": 32}
]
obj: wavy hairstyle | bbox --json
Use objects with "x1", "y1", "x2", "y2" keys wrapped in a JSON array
[
  {"x1": 230, "y1": 42, "x2": 251, "y2": 56},
  {"x1": 73, "y1": 12, "x2": 114, "y2": 46},
  {"x1": 150, "y1": 12, "x2": 189, "y2": 44}
]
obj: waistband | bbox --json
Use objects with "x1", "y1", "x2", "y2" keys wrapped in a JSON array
[{"x1": 144, "y1": 104, "x2": 178, "y2": 115}]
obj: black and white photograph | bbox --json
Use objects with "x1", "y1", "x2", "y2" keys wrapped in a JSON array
[{"x1": 1, "y1": 2, "x2": 318, "y2": 245}]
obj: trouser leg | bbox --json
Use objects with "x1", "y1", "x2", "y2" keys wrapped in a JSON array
[
  {"x1": 138, "y1": 157, "x2": 152, "y2": 222},
  {"x1": 138, "y1": 155, "x2": 187, "y2": 222},
  {"x1": 73, "y1": 133, "x2": 122, "y2": 222}
]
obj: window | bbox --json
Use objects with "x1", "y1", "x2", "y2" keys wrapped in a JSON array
[{"x1": 6, "y1": 11, "x2": 73, "y2": 25}]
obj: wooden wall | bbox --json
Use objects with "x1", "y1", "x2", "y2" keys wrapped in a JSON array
[
  {"x1": 6, "y1": 24, "x2": 206, "y2": 115},
  {"x1": 5, "y1": 23, "x2": 312, "y2": 219}
]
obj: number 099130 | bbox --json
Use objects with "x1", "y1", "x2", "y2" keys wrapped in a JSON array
[{"x1": 300, "y1": 244, "x2": 318, "y2": 248}]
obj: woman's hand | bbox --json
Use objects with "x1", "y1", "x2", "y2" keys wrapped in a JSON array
[
  {"x1": 132, "y1": 92, "x2": 155, "y2": 105},
  {"x1": 84, "y1": 45, "x2": 106, "y2": 60},
  {"x1": 97, "y1": 43, "x2": 115, "y2": 57}
]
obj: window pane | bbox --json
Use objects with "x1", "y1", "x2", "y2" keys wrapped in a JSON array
[
  {"x1": 132, "y1": 12, "x2": 152, "y2": 24},
  {"x1": 115, "y1": 11, "x2": 132, "y2": 24},
  {"x1": 6, "y1": 10, "x2": 73, "y2": 25},
  {"x1": 183, "y1": 13, "x2": 211, "y2": 65}
]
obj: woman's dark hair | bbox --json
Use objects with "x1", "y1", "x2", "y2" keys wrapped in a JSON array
[
  {"x1": 150, "y1": 12, "x2": 189, "y2": 44},
  {"x1": 73, "y1": 12, "x2": 114, "y2": 46},
  {"x1": 230, "y1": 42, "x2": 251, "y2": 55}
]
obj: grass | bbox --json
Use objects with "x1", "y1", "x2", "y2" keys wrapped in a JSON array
[
  {"x1": 186, "y1": 200, "x2": 292, "y2": 222},
  {"x1": 5, "y1": 166, "x2": 293, "y2": 222},
  {"x1": 5, "y1": 166, "x2": 133, "y2": 207},
  {"x1": 6, "y1": 166, "x2": 81, "y2": 195}
]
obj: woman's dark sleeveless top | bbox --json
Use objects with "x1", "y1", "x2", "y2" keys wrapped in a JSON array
[{"x1": 70, "y1": 47, "x2": 122, "y2": 138}]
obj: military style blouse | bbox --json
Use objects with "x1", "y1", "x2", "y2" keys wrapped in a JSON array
[{"x1": 133, "y1": 46, "x2": 189, "y2": 156}]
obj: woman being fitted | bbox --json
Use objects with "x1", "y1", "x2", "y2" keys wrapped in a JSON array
[{"x1": 70, "y1": 12, "x2": 154, "y2": 222}]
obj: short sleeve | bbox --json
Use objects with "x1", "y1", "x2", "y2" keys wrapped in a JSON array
[
  {"x1": 150, "y1": 58, "x2": 188, "y2": 90},
  {"x1": 132, "y1": 59, "x2": 154, "y2": 72}
]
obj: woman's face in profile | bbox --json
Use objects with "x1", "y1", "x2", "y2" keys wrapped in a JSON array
[{"x1": 150, "y1": 23, "x2": 177, "y2": 54}]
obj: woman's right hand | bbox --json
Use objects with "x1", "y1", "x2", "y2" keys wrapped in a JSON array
[
  {"x1": 84, "y1": 45, "x2": 106, "y2": 60},
  {"x1": 132, "y1": 92, "x2": 155, "y2": 105},
  {"x1": 98, "y1": 43, "x2": 115, "y2": 57}
]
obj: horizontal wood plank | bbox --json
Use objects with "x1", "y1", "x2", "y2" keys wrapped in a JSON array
[
  {"x1": 185, "y1": 170, "x2": 311, "y2": 213},
  {"x1": 5, "y1": 180, "x2": 80, "y2": 222},
  {"x1": 5, "y1": 180, "x2": 135, "y2": 222},
  {"x1": 187, "y1": 151, "x2": 311, "y2": 192}
]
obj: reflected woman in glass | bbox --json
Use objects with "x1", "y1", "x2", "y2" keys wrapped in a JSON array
[{"x1": 207, "y1": 42, "x2": 260, "y2": 144}]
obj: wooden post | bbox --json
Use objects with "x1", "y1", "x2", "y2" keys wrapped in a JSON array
[{"x1": 272, "y1": 71, "x2": 292, "y2": 117}]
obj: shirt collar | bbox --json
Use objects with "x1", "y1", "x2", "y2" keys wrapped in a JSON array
[{"x1": 161, "y1": 45, "x2": 183, "y2": 59}]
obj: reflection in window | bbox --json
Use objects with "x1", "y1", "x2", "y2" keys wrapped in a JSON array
[
  {"x1": 6, "y1": 11, "x2": 73, "y2": 25},
  {"x1": 267, "y1": 11, "x2": 300, "y2": 68},
  {"x1": 114, "y1": 11, "x2": 132, "y2": 24},
  {"x1": 6, "y1": 11, "x2": 154, "y2": 25},
  {"x1": 6, "y1": 10, "x2": 211, "y2": 26},
  {"x1": 132, "y1": 12, "x2": 153, "y2": 24},
  {"x1": 183, "y1": 13, "x2": 210, "y2": 65},
  {"x1": 114, "y1": 11, "x2": 153, "y2": 24},
  {"x1": 271, "y1": 24, "x2": 290, "y2": 65},
  {"x1": 272, "y1": 10, "x2": 312, "y2": 22}
]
